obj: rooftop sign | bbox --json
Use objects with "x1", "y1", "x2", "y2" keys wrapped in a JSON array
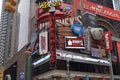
[{"x1": 39, "y1": 1, "x2": 61, "y2": 9}]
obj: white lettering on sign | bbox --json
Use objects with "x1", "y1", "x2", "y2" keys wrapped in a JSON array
[
  {"x1": 72, "y1": 40, "x2": 83, "y2": 45},
  {"x1": 56, "y1": 15, "x2": 82, "y2": 26},
  {"x1": 84, "y1": 1, "x2": 120, "y2": 21},
  {"x1": 65, "y1": 36, "x2": 84, "y2": 49},
  {"x1": 39, "y1": 16, "x2": 82, "y2": 28}
]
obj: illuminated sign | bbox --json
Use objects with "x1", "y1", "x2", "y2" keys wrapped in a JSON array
[
  {"x1": 71, "y1": 23, "x2": 83, "y2": 35},
  {"x1": 85, "y1": 2, "x2": 120, "y2": 21},
  {"x1": 33, "y1": 54, "x2": 50, "y2": 66},
  {"x1": 75, "y1": 0, "x2": 120, "y2": 21},
  {"x1": 49, "y1": 15, "x2": 56, "y2": 63},
  {"x1": 39, "y1": 15, "x2": 82, "y2": 28},
  {"x1": 65, "y1": 36, "x2": 85, "y2": 49},
  {"x1": 39, "y1": 1, "x2": 61, "y2": 9},
  {"x1": 56, "y1": 15, "x2": 82, "y2": 26},
  {"x1": 104, "y1": 31, "x2": 113, "y2": 50},
  {"x1": 56, "y1": 51, "x2": 110, "y2": 65}
]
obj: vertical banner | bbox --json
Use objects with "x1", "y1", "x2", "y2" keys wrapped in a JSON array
[
  {"x1": 39, "y1": 31, "x2": 48, "y2": 55},
  {"x1": 104, "y1": 31, "x2": 113, "y2": 50},
  {"x1": 49, "y1": 14, "x2": 56, "y2": 64}
]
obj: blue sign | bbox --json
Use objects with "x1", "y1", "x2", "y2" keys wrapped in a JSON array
[
  {"x1": 20, "y1": 71, "x2": 24, "y2": 80},
  {"x1": 71, "y1": 23, "x2": 83, "y2": 35}
]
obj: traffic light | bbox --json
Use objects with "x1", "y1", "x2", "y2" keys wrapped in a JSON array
[{"x1": 4, "y1": 0, "x2": 17, "y2": 13}]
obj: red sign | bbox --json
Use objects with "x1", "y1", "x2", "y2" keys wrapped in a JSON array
[
  {"x1": 74, "y1": 0, "x2": 120, "y2": 21},
  {"x1": 84, "y1": 1, "x2": 120, "y2": 21},
  {"x1": 65, "y1": 36, "x2": 85, "y2": 49},
  {"x1": 49, "y1": 15, "x2": 56, "y2": 64},
  {"x1": 104, "y1": 31, "x2": 113, "y2": 50}
]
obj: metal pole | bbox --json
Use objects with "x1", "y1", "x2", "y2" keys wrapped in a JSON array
[
  {"x1": 67, "y1": 60, "x2": 70, "y2": 80},
  {"x1": 108, "y1": 50, "x2": 114, "y2": 80}
]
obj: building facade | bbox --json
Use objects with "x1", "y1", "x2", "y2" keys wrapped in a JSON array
[
  {"x1": 0, "y1": 0, "x2": 19, "y2": 66},
  {"x1": 2, "y1": 0, "x2": 120, "y2": 80},
  {"x1": 30, "y1": 0, "x2": 120, "y2": 80},
  {"x1": 17, "y1": 0, "x2": 31, "y2": 51},
  {"x1": 112, "y1": 0, "x2": 120, "y2": 11}
]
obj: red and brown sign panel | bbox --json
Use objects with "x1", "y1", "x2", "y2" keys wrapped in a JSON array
[
  {"x1": 65, "y1": 36, "x2": 85, "y2": 49},
  {"x1": 104, "y1": 31, "x2": 113, "y2": 50}
]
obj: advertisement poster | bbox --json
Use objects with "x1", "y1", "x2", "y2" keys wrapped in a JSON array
[{"x1": 39, "y1": 31, "x2": 48, "y2": 55}]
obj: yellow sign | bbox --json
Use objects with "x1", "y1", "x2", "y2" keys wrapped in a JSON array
[{"x1": 39, "y1": 1, "x2": 61, "y2": 9}]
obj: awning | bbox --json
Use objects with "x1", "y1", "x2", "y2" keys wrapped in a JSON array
[{"x1": 56, "y1": 49, "x2": 110, "y2": 66}]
